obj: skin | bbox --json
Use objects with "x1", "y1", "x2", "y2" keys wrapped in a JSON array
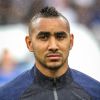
[{"x1": 25, "y1": 17, "x2": 74, "y2": 78}]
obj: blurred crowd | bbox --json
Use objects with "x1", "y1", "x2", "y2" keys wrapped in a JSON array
[
  {"x1": 0, "y1": 0, "x2": 100, "y2": 43},
  {"x1": 0, "y1": 0, "x2": 100, "y2": 86}
]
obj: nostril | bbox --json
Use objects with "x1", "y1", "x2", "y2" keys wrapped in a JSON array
[{"x1": 48, "y1": 48, "x2": 58, "y2": 53}]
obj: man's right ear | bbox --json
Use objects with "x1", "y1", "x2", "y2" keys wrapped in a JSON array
[{"x1": 25, "y1": 36, "x2": 34, "y2": 52}]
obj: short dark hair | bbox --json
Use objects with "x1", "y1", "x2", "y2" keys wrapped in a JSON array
[
  {"x1": 29, "y1": 7, "x2": 70, "y2": 34},
  {"x1": 39, "y1": 7, "x2": 59, "y2": 17}
]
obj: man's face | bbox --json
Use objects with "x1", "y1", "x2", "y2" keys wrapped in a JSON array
[{"x1": 26, "y1": 17, "x2": 73, "y2": 71}]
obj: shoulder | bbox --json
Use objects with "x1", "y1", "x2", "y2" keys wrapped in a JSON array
[
  {"x1": 0, "y1": 68, "x2": 34, "y2": 100},
  {"x1": 70, "y1": 68, "x2": 100, "y2": 99}
]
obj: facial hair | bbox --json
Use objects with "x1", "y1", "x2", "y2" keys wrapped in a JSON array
[{"x1": 34, "y1": 51, "x2": 68, "y2": 71}]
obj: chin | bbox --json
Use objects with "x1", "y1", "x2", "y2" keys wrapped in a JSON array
[{"x1": 45, "y1": 63, "x2": 62, "y2": 71}]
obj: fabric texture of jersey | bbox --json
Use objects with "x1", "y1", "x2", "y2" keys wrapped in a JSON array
[{"x1": 0, "y1": 65, "x2": 100, "y2": 100}]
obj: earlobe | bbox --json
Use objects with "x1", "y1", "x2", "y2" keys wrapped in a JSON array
[{"x1": 25, "y1": 36, "x2": 34, "y2": 52}]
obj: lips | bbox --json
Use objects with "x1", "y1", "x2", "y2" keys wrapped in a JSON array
[{"x1": 47, "y1": 54, "x2": 61, "y2": 60}]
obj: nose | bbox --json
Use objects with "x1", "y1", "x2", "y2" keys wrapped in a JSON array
[{"x1": 48, "y1": 37, "x2": 59, "y2": 52}]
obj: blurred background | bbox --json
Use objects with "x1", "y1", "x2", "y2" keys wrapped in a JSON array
[{"x1": 0, "y1": 0, "x2": 100, "y2": 86}]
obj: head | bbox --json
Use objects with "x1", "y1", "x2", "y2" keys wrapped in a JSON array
[{"x1": 25, "y1": 7, "x2": 74, "y2": 77}]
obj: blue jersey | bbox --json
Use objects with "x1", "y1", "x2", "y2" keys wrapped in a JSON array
[{"x1": 0, "y1": 66, "x2": 100, "y2": 100}]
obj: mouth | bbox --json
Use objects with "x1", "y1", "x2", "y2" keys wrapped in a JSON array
[{"x1": 46, "y1": 54, "x2": 61, "y2": 60}]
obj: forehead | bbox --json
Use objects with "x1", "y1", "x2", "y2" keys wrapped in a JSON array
[{"x1": 31, "y1": 17, "x2": 69, "y2": 33}]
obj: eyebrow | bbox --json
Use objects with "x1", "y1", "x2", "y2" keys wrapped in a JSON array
[
  {"x1": 37, "y1": 31, "x2": 50, "y2": 36},
  {"x1": 38, "y1": 31, "x2": 68, "y2": 35},
  {"x1": 55, "y1": 31, "x2": 68, "y2": 35}
]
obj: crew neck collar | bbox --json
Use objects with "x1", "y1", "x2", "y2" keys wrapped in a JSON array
[{"x1": 31, "y1": 65, "x2": 73, "y2": 89}]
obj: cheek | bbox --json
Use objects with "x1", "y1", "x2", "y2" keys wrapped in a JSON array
[
  {"x1": 59, "y1": 41, "x2": 70, "y2": 52},
  {"x1": 34, "y1": 47, "x2": 43, "y2": 56},
  {"x1": 33, "y1": 43, "x2": 47, "y2": 56},
  {"x1": 59, "y1": 42, "x2": 71, "y2": 58}
]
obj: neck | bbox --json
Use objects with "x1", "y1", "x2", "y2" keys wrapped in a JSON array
[{"x1": 35, "y1": 63, "x2": 68, "y2": 78}]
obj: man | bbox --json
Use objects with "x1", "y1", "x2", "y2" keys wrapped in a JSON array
[{"x1": 0, "y1": 7, "x2": 100, "y2": 100}]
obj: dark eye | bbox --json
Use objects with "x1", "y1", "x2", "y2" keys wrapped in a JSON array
[
  {"x1": 55, "y1": 32, "x2": 67, "y2": 40},
  {"x1": 37, "y1": 32, "x2": 50, "y2": 41}
]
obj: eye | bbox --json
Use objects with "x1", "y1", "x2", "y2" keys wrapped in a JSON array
[
  {"x1": 55, "y1": 32, "x2": 67, "y2": 40},
  {"x1": 37, "y1": 32, "x2": 50, "y2": 41}
]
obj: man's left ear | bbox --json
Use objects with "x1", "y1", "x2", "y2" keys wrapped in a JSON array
[{"x1": 69, "y1": 34, "x2": 74, "y2": 50}]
